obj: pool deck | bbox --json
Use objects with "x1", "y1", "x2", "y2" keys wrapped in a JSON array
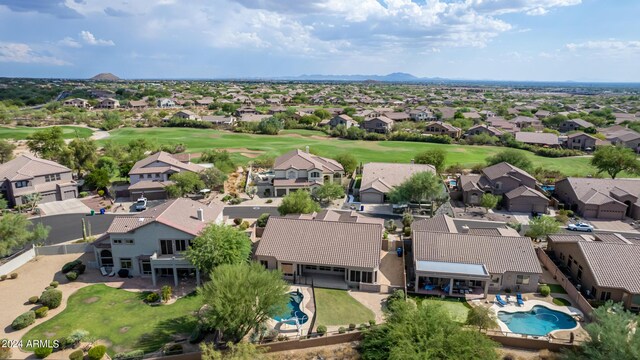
[
  {"x1": 491, "y1": 299, "x2": 584, "y2": 336},
  {"x1": 268, "y1": 285, "x2": 315, "y2": 338}
]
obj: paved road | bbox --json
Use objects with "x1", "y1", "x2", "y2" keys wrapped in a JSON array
[
  {"x1": 223, "y1": 206, "x2": 279, "y2": 219},
  {"x1": 30, "y1": 214, "x2": 120, "y2": 245}
]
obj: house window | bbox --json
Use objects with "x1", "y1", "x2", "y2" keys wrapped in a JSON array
[
  {"x1": 333, "y1": 267, "x2": 345, "y2": 273},
  {"x1": 141, "y1": 261, "x2": 151, "y2": 275},
  {"x1": 15, "y1": 180, "x2": 29, "y2": 188},
  {"x1": 120, "y1": 258, "x2": 132, "y2": 269},
  {"x1": 516, "y1": 275, "x2": 530, "y2": 285},
  {"x1": 494, "y1": 182, "x2": 502, "y2": 190},
  {"x1": 567, "y1": 255, "x2": 573, "y2": 269},
  {"x1": 304, "y1": 265, "x2": 317, "y2": 270},
  {"x1": 310, "y1": 171, "x2": 320, "y2": 178},
  {"x1": 124, "y1": 239, "x2": 134, "y2": 245},
  {"x1": 492, "y1": 276, "x2": 500, "y2": 284},
  {"x1": 287, "y1": 171, "x2": 296, "y2": 179},
  {"x1": 600, "y1": 291, "x2": 611, "y2": 301},
  {"x1": 175, "y1": 239, "x2": 187, "y2": 252},
  {"x1": 160, "y1": 240, "x2": 174, "y2": 255},
  {"x1": 349, "y1": 270, "x2": 361, "y2": 282},
  {"x1": 361, "y1": 271, "x2": 373, "y2": 284},
  {"x1": 260, "y1": 260, "x2": 268, "y2": 268},
  {"x1": 319, "y1": 266, "x2": 332, "y2": 271},
  {"x1": 577, "y1": 266, "x2": 583, "y2": 281},
  {"x1": 113, "y1": 239, "x2": 123, "y2": 244}
]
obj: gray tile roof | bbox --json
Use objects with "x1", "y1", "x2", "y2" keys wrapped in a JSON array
[
  {"x1": 0, "y1": 154, "x2": 71, "y2": 181},
  {"x1": 504, "y1": 185, "x2": 548, "y2": 200},
  {"x1": 360, "y1": 162, "x2": 436, "y2": 194},
  {"x1": 129, "y1": 151, "x2": 204, "y2": 175},
  {"x1": 255, "y1": 217, "x2": 383, "y2": 269},
  {"x1": 482, "y1": 162, "x2": 536, "y2": 183},
  {"x1": 411, "y1": 214, "x2": 457, "y2": 233},
  {"x1": 413, "y1": 232, "x2": 542, "y2": 274},
  {"x1": 578, "y1": 241, "x2": 640, "y2": 293},
  {"x1": 273, "y1": 149, "x2": 343, "y2": 173},
  {"x1": 515, "y1": 132, "x2": 559, "y2": 146},
  {"x1": 559, "y1": 178, "x2": 640, "y2": 205}
]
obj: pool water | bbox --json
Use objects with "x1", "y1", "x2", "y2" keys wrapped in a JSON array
[
  {"x1": 273, "y1": 291, "x2": 309, "y2": 325},
  {"x1": 498, "y1": 305, "x2": 577, "y2": 336}
]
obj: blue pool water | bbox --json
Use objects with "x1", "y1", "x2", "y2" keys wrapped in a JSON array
[
  {"x1": 540, "y1": 185, "x2": 555, "y2": 192},
  {"x1": 498, "y1": 305, "x2": 577, "y2": 336},
  {"x1": 273, "y1": 291, "x2": 309, "y2": 325}
]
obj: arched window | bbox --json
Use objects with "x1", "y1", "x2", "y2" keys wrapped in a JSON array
[{"x1": 100, "y1": 250, "x2": 114, "y2": 266}]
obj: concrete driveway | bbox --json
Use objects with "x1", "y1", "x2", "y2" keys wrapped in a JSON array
[{"x1": 38, "y1": 199, "x2": 91, "y2": 216}]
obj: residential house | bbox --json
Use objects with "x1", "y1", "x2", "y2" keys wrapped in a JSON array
[
  {"x1": 465, "y1": 124, "x2": 504, "y2": 137},
  {"x1": 240, "y1": 114, "x2": 271, "y2": 123},
  {"x1": 511, "y1": 116, "x2": 543, "y2": 130},
  {"x1": 0, "y1": 154, "x2": 77, "y2": 207},
  {"x1": 458, "y1": 162, "x2": 547, "y2": 213},
  {"x1": 201, "y1": 115, "x2": 236, "y2": 128},
  {"x1": 128, "y1": 100, "x2": 147, "y2": 110},
  {"x1": 409, "y1": 109, "x2": 437, "y2": 121},
  {"x1": 563, "y1": 132, "x2": 597, "y2": 151},
  {"x1": 559, "y1": 119, "x2": 595, "y2": 133},
  {"x1": 362, "y1": 116, "x2": 394, "y2": 134},
  {"x1": 63, "y1": 98, "x2": 89, "y2": 108},
  {"x1": 94, "y1": 198, "x2": 224, "y2": 286},
  {"x1": 437, "y1": 107, "x2": 456, "y2": 120},
  {"x1": 97, "y1": 98, "x2": 120, "y2": 109},
  {"x1": 384, "y1": 112, "x2": 411, "y2": 122},
  {"x1": 554, "y1": 177, "x2": 640, "y2": 220},
  {"x1": 128, "y1": 151, "x2": 205, "y2": 200},
  {"x1": 486, "y1": 117, "x2": 518, "y2": 133},
  {"x1": 601, "y1": 128, "x2": 640, "y2": 152},
  {"x1": 157, "y1": 98, "x2": 176, "y2": 108},
  {"x1": 534, "y1": 110, "x2": 551, "y2": 119},
  {"x1": 173, "y1": 110, "x2": 200, "y2": 121},
  {"x1": 271, "y1": 149, "x2": 344, "y2": 197},
  {"x1": 515, "y1": 132, "x2": 559, "y2": 147},
  {"x1": 358, "y1": 162, "x2": 436, "y2": 204},
  {"x1": 423, "y1": 121, "x2": 461, "y2": 138},
  {"x1": 546, "y1": 234, "x2": 640, "y2": 311},
  {"x1": 235, "y1": 107, "x2": 259, "y2": 116},
  {"x1": 326, "y1": 114, "x2": 358, "y2": 129},
  {"x1": 194, "y1": 97, "x2": 214, "y2": 107}
]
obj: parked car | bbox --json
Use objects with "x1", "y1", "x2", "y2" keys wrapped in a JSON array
[
  {"x1": 135, "y1": 196, "x2": 147, "y2": 211},
  {"x1": 567, "y1": 222, "x2": 594, "y2": 232}
]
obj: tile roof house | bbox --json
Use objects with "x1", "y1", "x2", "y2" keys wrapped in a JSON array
[
  {"x1": 0, "y1": 154, "x2": 78, "y2": 207},
  {"x1": 358, "y1": 162, "x2": 436, "y2": 204},
  {"x1": 510, "y1": 116, "x2": 543, "y2": 130},
  {"x1": 362, "y1": 116, "x2": 394, "y2": 134},
  {"x1": 128, "y1": 151, "x2": 205, "y2": 200},
  {"x1": 603, "y1": 128, "x2": 640, "y2": 151},
  {"x1": 201, "y1": 115, "x2": 236, "y2": 128},
  {"x1": 465, "y1": 124, "x2": 504, "y2": 138},
  {"x1": 547, "y1": 233, "x2": 640, "y2": 311},
  {"x1": 563, "y1": 132, "x2": 598, "y2": 151},
  {"x1": 96, "y1": 98, "x2": 120, "y2": 109},
  {"x1": 515, "y1": 132, "x2": 559, "y2": 147},
  {"x1": 558, "y1": 119, "x2": 595, "y2": 133},
  {"x1": 157, "y1": 98, "x2": 176, "y2": 108},
  {"x1": 95, "y1": 198, "x2": 224, "y2": 286},
  {"x1": 423, "y1": 121, "x2": 462, "y2": 138},
  {"x1": 128, "y1": 100, "x2": 147, "y2": 110},
  {"x1": 63, "y1": 98, "x2": 89, "y2": 108},
  {"x1": 326, "y1": 114, "x2": 358, "y2": 128},
  {"x1": 554, "y1": 177, "x2": 640, "y2": 220},
  {"x1": 173, "y1": 110, "x2": 200, "y2": 121},
  {"x1": 255, "y1": 217, "x2": 384, "y2": 290},
  {"x1": 270, "y1": 149, "x2": 344, "y2": 197}
]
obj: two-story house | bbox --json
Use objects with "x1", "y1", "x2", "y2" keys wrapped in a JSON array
[
  {"x1": 464, "y1": 124, "x2": 504, "y2": 138},
  {"x1": 558, "y1": 119, "x2": 594, "y2": 133},
  {"x1": 63, "y1": 98, "x2": 89, "y2": 108},
  {"x1": 93, "y1": 198, "x2": 224, "y2": 287},
  {"x1": 458, "y1": 162, "x2": 548, "y2": 213},
  {"x1": 0, "y1": 154, "x2": 77, "y2": 207},
  {"x1": 271, "y1": 149, "x2": 344, "y2": 197},
  {"x1": 128, "y1": 151, "x2": 205, "y2": 200},
  {"x1": 97, "y1": 98, "x2": 120, "y2": 109},
  {"x1": 173, "y1": 110, "x2": 200, "y2": 121},
  {"x1": 362, "y1": 116, "x2": 394, "y2": 134},
  {"x1": 563, "y1": 132, "x2": 598, "y2": 151},
  {"x1": 157, "y1": 98, "x2": 176, "y2": 108},
  {"x1": 423, "y1": 121, "x2": 462, "y2": 138},
  {"x1": 409, "y1": 109, "x2": 437, "y2": 121},
  {"x1": 324, "y1": 114, "x2": 358, "y2": 128}
]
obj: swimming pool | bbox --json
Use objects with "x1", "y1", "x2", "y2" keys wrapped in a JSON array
[
  {"x1": 498, "y1": 305, "x2": 577, "y2": 336},
  {"x1": 273, "y1": 291, "x2": 309, "y2": 325}
]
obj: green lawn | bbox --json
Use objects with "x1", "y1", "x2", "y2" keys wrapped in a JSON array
[
  {"x1": 102, "y1": 128, "x2": 601, "y2": 176},
  {"x1": 411, "y1": 296, "x2": 471, "y2": 323},
  {"x1": 314, "y1": 289, "x2": 376, "y2": 327},
  {"x1": 0, "y1": 126, "x2": 94, "y2": 140},
  {"x1": 547, "y1": 284, "x2": 568, "y2": 294},
  {"x1": 552, "y1": 297, "x2": 572, "y2": 306},
  {"x1": 22, "y1": 284, "x2": 202, "y2": 355}
]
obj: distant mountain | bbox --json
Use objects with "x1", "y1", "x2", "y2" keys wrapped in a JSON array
[
  {"x1": 90, "y1": 73, "x2": 120, "y2": 81},
  {"x1": 277, "y1": 72, "x2": 423, "y2": 82}
]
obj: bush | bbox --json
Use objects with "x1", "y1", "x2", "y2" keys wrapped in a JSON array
[
  {"x1": 256, "y1": 213, "x2": 270, "y2": 228},
  {"x1": 88, "y1": 345, "x2": 107, "y2": 360},
  {"x1": 49, "y1": 281, "x2": 59, "y2": 288},
  {"x1": 10, "y1": 273, "x2": 17, "y2": 279},
  {"x1": 233, "y1": 217, "x2": 243, "y2": 225},
  {"x1": 68, "y1": 349, "x2": 84, "y2": 360},
  {"x1": 338, "y1": 327, "x2": 346, "y2": 334},
  {"x1": 66, "y1": 271, "x2": 78, "y2": 281},
  {"x1": 146, "y1": 292, "x2": 160, "y2": 303},
  {"x1": 317, "y1": 325, "x2": 327, "y2": 336},
  {"x1": 0, "y1": 340, "x2": 12, "y2": 360},
  {"x1": 239, "y1": 221, "x2": 250, "y2": 231},
  {"x1": 75, "y1": 264, "x2": 86, "y2": 275},
  {"x1": 161, "y1": 286, "x2": 172, "y2": 303},
  {"x1": 369, "y1": 319, "x2": 376, "y2": 326},
  {"x1": 40, "y1": 289, "x2": 63, "y2": 309},
  {"x1": 113, "y1": 350, "x2": 144, "y2": 360},
  {"x1": 61, "y1": 329, "x2": 89, "y2": 350},
  {"x1": 266, "y1": 199, "x2": 273, "y2": 204},
  {"x1": 188, "y1": 325, "x2": 205, "y2": 344},
  {"x1": 403, "y1": 226, "x2": 411, "y2": 237},
  {"x1": 62, "y1": 260, "x2": 82, "y2": 274},
  {"x1": 229, "y1": 198, "x2": 242, "y2": 205},
  {"x1": 35, "y1": 306, "x2": 49, "y2": 318},
  {"x1": 0, "y1": 275, "x2": 6, "y2": 281},
  {"x1": 358, "y1": 323, "x2": 368, "y2": 330},
  {"x1": 29, "y1": 296, "x2": 39, "y2": 304},
  {"x1": 348, "y1": 323, "x2": 356, "y2": 331},
  {"x1": 539, "y1": 285, "x2": 551, "y2": 297},
  {"x1": 34, "y1": 347, "x2": 53, "y2": 359},
  {"x1": 11, "y1": 311, "x2": 35, "y2": 330},
  {"x1": 79, "y1": 191, "x2": 89, "y2": 198}
]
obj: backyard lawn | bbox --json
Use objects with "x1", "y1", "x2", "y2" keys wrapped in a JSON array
[
  {"x1": 314, "y1": 289, "x2": 376, "y2": 327},
  {"x1": 22, "y1": 284, "x2": 202, "y2": 355},
  {"x1": 411, "y1": 296, "x2": 471, "y2": 323},
  {"x1": 547, "y1": 284, "x2": 568, "y2": 294},
  {"x1": 102, "y1": 128, "x2": 601, "y2": 177},
  {"x1": 0, "y1": 126, "x2": 94, "y2": 140}
]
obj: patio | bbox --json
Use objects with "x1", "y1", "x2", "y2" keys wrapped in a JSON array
[{"x1": 414, "y1": 260, "x2": 490, "y2": 300}]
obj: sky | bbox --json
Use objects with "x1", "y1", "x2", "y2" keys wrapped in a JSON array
[{"x1": 0, "y1": 0, "x2": 639, "y2": 82}]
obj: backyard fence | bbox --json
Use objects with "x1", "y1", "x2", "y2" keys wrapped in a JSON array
[
  {"x1": 307, "y1": 279, "x2": 318, "y2": 336},
  {"x1": 0, "y1": 246, "x2": 36, "y2": 276},
  {"x1": 35, "y1": 243, "x2": 94, "y2": 256},
  {"x1": 536, "y1": 248, "x2": 594, "y2": 316},
  {"x1": 482, "y1": 328, "x2": 582, "y2": 351}
]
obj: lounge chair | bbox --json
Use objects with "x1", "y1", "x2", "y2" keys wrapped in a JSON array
[
  {"x1": 100, "y1": 267, "x2": 108, "y2": 276},
  {"x1": 108, "y1": 269, "x2": 116, "y2": 277},
  {"x1": 516, "y1": 293, "x2": 524, "y2": 306},
  {"x1": 495, "y1": 294, "x2": 507, "y2": 306}
]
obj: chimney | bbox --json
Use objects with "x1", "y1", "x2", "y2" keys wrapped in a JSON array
[
  {"x1": 305, "y1": 145, "x2": 310, "y2": 153},
  {"x1": 460, "y1": 225, "x2": 470, "y2": 233},
  {"x1": 197, "y1": 208, "x2": 204, "y2": 222}
]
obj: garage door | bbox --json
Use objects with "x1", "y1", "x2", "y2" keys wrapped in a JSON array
[
  {"x1": 361, "y1": 191, "x2": 384, "y2": 204},
  {"x1": 40, "y1": 192, "x2": 58, "y2": 203},
  {"x1": 131, "y1": 190, "x2": 167, "y2": 201},
  {"x1": 597, "y1": 209, "x2": 625, "y2": 220},
  {"x1": 63, "y1": 190, "x2": 77, "y2": 200}
]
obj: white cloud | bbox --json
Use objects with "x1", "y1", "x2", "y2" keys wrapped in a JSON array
[
  {"x1": 0, "y1": 42, "x2": 69, "y2": 65},
  {"x1": 58, "y1": 36, "x2": 81, "y2": 48},
  {"x1": 566, "y1": 39, "x2": 640, "y2": 52},
  {"x1": 79, "y1": 30, "x2": 115, "y2": 46}
]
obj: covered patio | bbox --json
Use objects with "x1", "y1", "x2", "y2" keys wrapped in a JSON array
[{"x1": 415, "y1": 261, "x2": 490, "y2": 300}]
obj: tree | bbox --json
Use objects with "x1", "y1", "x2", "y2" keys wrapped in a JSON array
[
  {"x1": 200, "y1": 167, "x2": 227, "y2": 190},
  {"x1": 334, "y1": 153, "x2": 358, "y2": 175},
  {"x1": 170, "y1": 172, "x2": 205, "y2": 195},
  {"x1": 0, "y1": 213, "x2": 49, "y2": 256},
  {"x1": 26, "y1": 127, "x2": 66, "y2": 160},
  {"x1": 415, "y1": 148, "x2": 447, "y2": 173},
  {"x1": 185, "y1": 224, "x2": 252, "y2": 275},
  {"x1": 84, "y1": 168, "x2": 110, "y2": 190},
  {"x1": 95, "y1": 156, "x2": 120, "y2": 178},
  {"x1": 201, "y1": 149, "x2": 236, "y2": 173},
  {"x1": 388, "y1": 171, "x2": 443, "y2": 206},
  {"x1": 479, "y1": 193, "x2": 501, "y2": 214},
  {"x1": 485, "y1": 149, "x2": 532, "y2": 172},
  {"x1": 526, "y1": 215, "x2": 561, "y2": 240},
  {"x1": 277, "y1": 190, "x2": 321, "y2": 215},
  {"x1": 257, "y1": 117, "x2": 283, "y2": 135},
  {"x1": 313, "y1": 109, "x2": 331, "y2": 120},
  {"x1": 591, "y1": 145, "x2": 640, "y2": 179},
  {"x1": 313, "y1": 182, "x2": 345, "y2": 203},
  {"x1": 23, "y1": 193, "x2": 42, "y2": 212},
  {"x1": 66, "y1": 138, "x2": 98, "y2": 177},
  {"x1": 0, "y1": 194, "x2": 7, "y2": 211},
  {"x1": 466, "y1": 306, "x2": 498, "y2": 331},
  {"x1": 200, "y1": 262, "x2": 289, "y2": 343},
  {"x1": 563, "y1": 301, "x2": 640, "y2": 360},
  {"x1": 201, "y1": 341, "x2": 266, "y2": 360},
  {"x1": 0, "y1": 139, "x2": 16, "y2": 163}
]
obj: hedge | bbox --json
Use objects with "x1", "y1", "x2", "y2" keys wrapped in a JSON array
[
  {"x1": 88, "y1": 345, "x2": 107, "y2": 360},
  {"x1": 34, "y1": 347, "x2": 53, "y2": 359},
  {"x1": 113, "y1": 350, "x2": 144, "y2": 360},
  {"x1": 49, "y1": 281, "x2": 59, "y2": 288},
  {"x1": 29, "y1": 296, "x2": 39, "y2": 304},
  {"x1": 62, "y1": 260, "x2": 82, "y2": 274},
  {"x1": 11, "y1": 311, "x2": 35, "y2": 330},
  {"x1": 40, "y1": 289, "x2": 63, "y2": 309},
  {"x1": 66, "y1": 271, "x2": 78, "y2": 281},
  {"x1": 35, "y1": 306, "x2": 49, "y2": 318}
]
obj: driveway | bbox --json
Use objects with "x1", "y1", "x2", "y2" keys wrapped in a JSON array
[{"x1": 38, "y1": 199, "x2": 91, "y2": 216}]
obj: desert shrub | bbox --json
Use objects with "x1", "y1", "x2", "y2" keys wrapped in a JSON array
[
  {"x1": 0, "y1": 340, "x2": 12, "y2": 360},
  {"x1": 386, "y1": 289, "x2": 405, "y2": 308},
  {"x1": 146, "y1": 292, "x2": 160, "y2": 303},
  {"x1": 239, "y1": 221, "x2": 250, "y2": 231},
  {"x1": 66, "y1": 271, "x2": 78, "y2": 281},
  {"x1": 369, "y1": 319, "x2": 376, "y2": 326},
  {"x1": 266, "y1": 199, "x2": 273, "y2": 204},
  {"x1": 35, "y1": 306, "x2": 49, "y2": 318},
  {"x1": 256, "y1": 213, "x2": 270, "y2": 227},
  {"x1": 317, "y1": 325, "x2": 327, "y2": 336},
  {"x1": 358, "y1": 323, "x2": 368, "y2": 330},
  {"x1": 277, "y1": 335, "x2": 289, "y2": 341},
  {"x1": 11, "y1": 311, "x2": 35, "y2": 330},
  {"x1": 34, "y1": 347, "x2": 53, "y2": 359},
  {"x1": 87, "y1": 345, "x2": 107, "y2": 360},
  {"x1": 539, "y1": 285, "x2": 551, "y2": 297},
  {"x1": 29, "y1": 296, "x2": 39, "y2": 304},
  {"x1": 79, "y1": 191, "x2": 89, "y2": 198},
  {"x1": 233, "y1": 218, "x2": 243, "y2": 225},
  {"x1": 338, "y1": 327, "x2": 346, "y2": 334},
  {"x1": 10, "y1": 273, "x2": 17, "y2": 279},
  {"x1": 62, "y1": 260, "x2": 82, "y2": 274},
  {"x1": 40, "y1": 289, "x2": 63, "y2": 309},
  {"x1": 0, "y1": 275, "x2": 6, "y2": 281},
  {"x1": 229, "y1": 198, "x2": 242, "y2": 205},
  {"x1": 62, "y1": 329, "x2": 89, "y2": 349},
  {"x1": 68, "y1": 349, "x2": 84, "y2": 360},
  {"x1": 49, "y1": 281, "x2": 59, "y2": 288},
  {"x1": 161, "y1": 286, "x2": 172, "y2": 303},
  {"x1": 75, "y1": 264, "x2": 86, "y2": 274},
  {"x1": 113, "y1": 350, "x2": 144, "y2": 360},
  {"x1": 403, "y1": 226, "x2": 411, "y2": 237},
  {"x1": 348, "y1": 323, "x2": 356, "y2": 331}
]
